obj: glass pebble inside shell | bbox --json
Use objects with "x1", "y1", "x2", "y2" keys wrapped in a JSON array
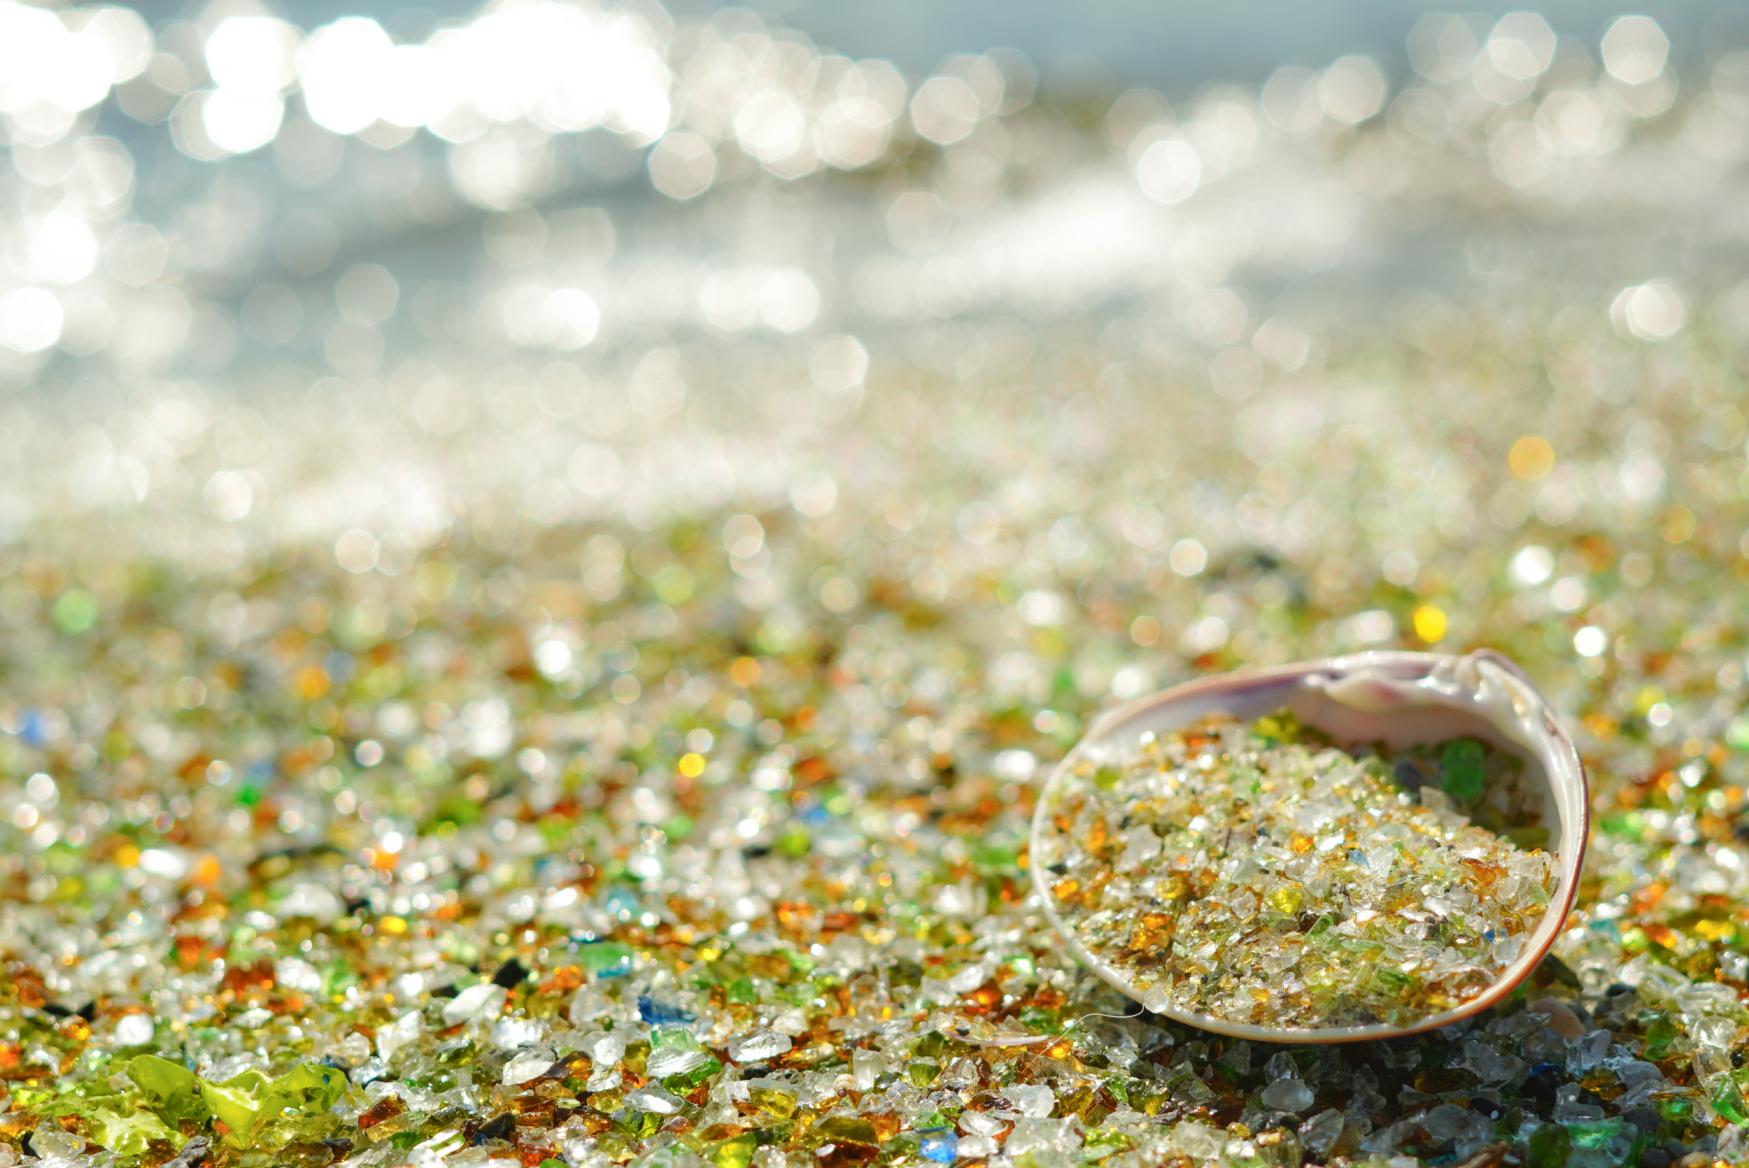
[{"x1": 1031, "y1": 651, "x2": 1589, "y2": 1043}]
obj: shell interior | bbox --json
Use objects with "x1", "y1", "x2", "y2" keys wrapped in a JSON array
[{"x1": 1032, "y1": 650, "x2": 1588, "y2": 1043}]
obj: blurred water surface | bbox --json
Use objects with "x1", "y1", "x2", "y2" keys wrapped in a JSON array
[{"x1": 0, "y1": 0, "x2": 1744, "y2": 553}]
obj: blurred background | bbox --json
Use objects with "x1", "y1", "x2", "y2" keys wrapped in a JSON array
[{"x1": 2, "y1": 0, "x2": 1747, "y2": 564}]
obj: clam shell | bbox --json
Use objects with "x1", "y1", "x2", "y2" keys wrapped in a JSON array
[{"x1": 1031, "y1": 649, "x2": 1589, "y2": 1043}]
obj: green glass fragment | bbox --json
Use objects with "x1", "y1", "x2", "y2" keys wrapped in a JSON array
[
  {"x1": 907, "y1": 1059, "x2": 940, "y2": 1087},
  {"x1": 1642, "y1": 1016, "x2": 1677, "y2": 1060},
  {"x1": 1439, "y1": 738, "x2": 1486, "y2": 801},
  {"x1": 269, "y1": 1061, "x2": 348, "y2": 1113},
  {"x1": 323, "y1": 961, "x2": 359, "y2": 997},
  {"x1": 87, "y1": 1107, "x2": 180, "y2": 1156},
  {"x1": 127, "y1": 1054, "x2": 204, "y2": 1124},
  {"x1": 1050, "y1": 666, "x2": 1077, "y2": 701},
  {"x1": 580, "y1": 942, "x2": 634, "y2": 977},
  {"x1": 1524, "y1": 1122, "x2": 1571, "y2": 1167},
  {"x1": 1083, "y1": 1129, "x2": 1133, "y2": 1159},
  {"x1": 971, "y1": 842, "x2": 1020, "y2": 873},
  {"x1": 1374, "y1": 966, "x2": 1416, "y2": 992},
  {"x1": 200, "y1": 1070, "x2": 271, "y2": 1137},
  {"x1": 665, "y1": 1054, "x2": 723, "y2": 1090},
  {"x1": 711, "y1": 1132, "x2": 758, "y2": 1168},
  {"x1": 776, "y1": 826, "x2": 811, "y2": 857},
  {"x1": 1714, "y1": 1078, "x2": 1749, "y2": 1126},
  {"x1": 51, "y1": 589, "x2": 99, "y2": 635},
  {"x1": 1567, "y1": 1117, "x2": 1625, "y2": 1149},
  {"x1": 651, "y1": 1026, "x2": 702, "y2": 1051},
  {"x1": 193, "y1": 1061, "x2": 348, "y2": 1146}
]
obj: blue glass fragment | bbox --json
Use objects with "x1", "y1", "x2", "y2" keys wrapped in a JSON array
[
  {"x1": 637, "y1": 995, "x2": 695, "y2": 1024},
  {"x1": 920, "y1": 1131, "x2": 957, "y2": 1163}
]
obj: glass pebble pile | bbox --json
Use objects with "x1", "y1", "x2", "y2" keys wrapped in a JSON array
[
  {"x1": 1036, "y1": 714, "x2": 1557, "y2": 1031},
  {"x1": 2, "y1": 4, "x2": 1749, "y2": 1168}
]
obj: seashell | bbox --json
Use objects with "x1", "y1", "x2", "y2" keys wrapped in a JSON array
[{"x1": 1031, "y1": 649, "x2": 1588, "y2": 1043}]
